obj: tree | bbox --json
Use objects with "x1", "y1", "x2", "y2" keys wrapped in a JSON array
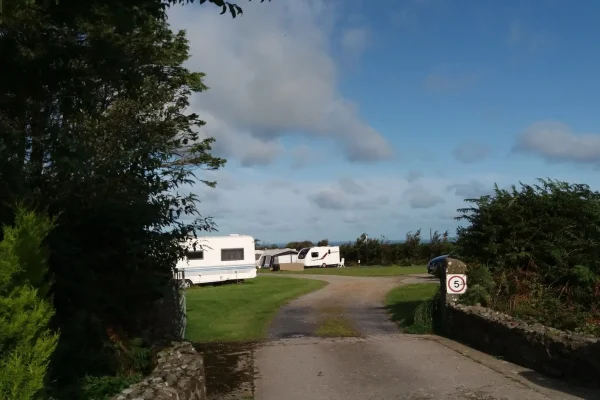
[
  {"x1": 286, "y1": 240, "x2": 314, "y2": 250},
  {"x1": 317, "y1": 239, "x2": 329, "y2": 246},
  {"x1": 0, "y1": 0, "x2": 271, "y2": 22},
  {"x1": 0, "y1": 0, "x2": 227, "y2": 395},
  {"x1": 170, "y1": 0, "x2": 271, "y2": 18},
  {"x1": 0, "y1": 207, "x2": 59, "y2": 400}
]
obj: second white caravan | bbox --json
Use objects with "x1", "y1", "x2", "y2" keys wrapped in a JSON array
[
  {"x1": 297, "y1": 246, "x2": 342, "y2": 268},
  {"x1": 176, "y1": 234, "x2": 257, "y2": 287}
]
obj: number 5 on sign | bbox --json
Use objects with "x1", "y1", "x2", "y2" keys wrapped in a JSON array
[{"x1": 446, "y1": 274, "x2": 467, "y2": 294}]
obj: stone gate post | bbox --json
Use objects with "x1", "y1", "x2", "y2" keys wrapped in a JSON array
[{"x1": 438, "y1": 257, "x2": 468, "y2": 334}]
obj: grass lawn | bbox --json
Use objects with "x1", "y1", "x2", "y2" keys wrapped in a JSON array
[
  {"x1": 185, "y1": 276, "x2": 326, "y2": 342},
  {"x1": 259, "y1": 265, "x2": 426, "y2": 277},
  {"x1": 385, "y1": 283, "x2": 439, "y2": 334}
]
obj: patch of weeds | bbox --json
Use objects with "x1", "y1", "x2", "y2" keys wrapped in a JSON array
[{"x1": 315, "y1": 307, "x2": 360, "y2": 337}]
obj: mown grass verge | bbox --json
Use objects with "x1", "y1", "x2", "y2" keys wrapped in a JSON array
[
  {"x1": 385, "y1": 283, "x2": 439, "y2": 334},
  {"x1": 185, "y1": 276, "x2": 326, "y2": 342}
]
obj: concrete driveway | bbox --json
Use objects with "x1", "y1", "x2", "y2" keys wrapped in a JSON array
[{"x1": 208, "y1": 274, "x2": 599, "y2": 400}]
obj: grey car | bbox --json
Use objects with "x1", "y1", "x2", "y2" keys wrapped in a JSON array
[{"x1": 427, "y1": 254, "x2": 449, "y2": 275}]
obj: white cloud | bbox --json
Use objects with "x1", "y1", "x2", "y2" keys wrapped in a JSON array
[
  {"x1": 340, "y1": 26, "x2": 371, "y2": 57},
  {"x1": 446, "y1": 180, "x2": 492, "y2": 199},
  {"x1": 402, "y1": 184, "x2": 444, "y2": 209},
  {"x1": 353, "y1": 195, "x2": 389, "y2": 210},
  {"x1": 309, "y1": 189, "x2": 347, "y2": 210},
  {"x1": 343, "y1": 212, "x2": 359, "y2": 224},
  {"x1": 406, "y1": 170, "x2": 423, "y2": 183},
  {"x1": 514, "y1": 121, "x2": 600, "y2": 164},
  {"x1": 339, "y1": 177, "x2": 366, "y2": 195},
  {"x1": 168, "y1": 1, "x2": 392, "y2": 165},
  {"x1": 188, "y1": 168, "x2": 482, "y2": 242}
]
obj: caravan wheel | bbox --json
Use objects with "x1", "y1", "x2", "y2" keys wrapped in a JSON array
[
  {"x1": 321, "y1": 263, "x2": 327, "y2": 268},
  {"x1": 183, "y1": 279, "x2": 194, "y2": 289}
]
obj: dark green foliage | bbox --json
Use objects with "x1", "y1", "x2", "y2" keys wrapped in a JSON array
[
  {"x1": 317, "y1": 239, "x2": 329, "y2": 247},
  {"x1": 0, "y1": 0, "x2": 270, "y2": 22},
  {"x1": 186, "y1": 0, "x2": 271, "y2": 18},
  {"x1": 459, "y1": 264, "x2": 495, "y2": 307},
  {"x1": 0, "y1": 207, "x2": 59, "y2": 400},
  {"x1": 79, "y1": 374, "x2": 142, "y2": 400},
  {"x1": 456, "y1": 179, "x2": 600, "y2": 335},
  {"x1": 285, "y1": 240, "x2": 315, "y2": 250},
  {"x1": 338, "y1": 230, "x2": 455, "y2": 266},
  {"x1": 0, "y1": 0, "x2": 237, "y2": 396}
]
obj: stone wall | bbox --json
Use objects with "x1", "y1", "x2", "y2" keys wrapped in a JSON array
[
  {"x1": 444, "y1": 303, "x2": 600, "y2": 387},
  {"x1": 111, "y1": 341, "x2": 207, "y2": 400}
]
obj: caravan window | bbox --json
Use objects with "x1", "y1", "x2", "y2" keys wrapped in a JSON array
[
  {"x1": 297, "y1": 248, "x2": 309, "y2": 259},
  {"x1": 221, "y1": 248, "x2": 244, "y2": 261},
  {"x1": 311, "y1": 252, "x2": 319, "y2": 258},
  {"x1": 187, "y1": 250, "x2": 204, "y2": 260}
]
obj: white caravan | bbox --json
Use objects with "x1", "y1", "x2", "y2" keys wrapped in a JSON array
[
  {"x1": 297, "y1": 246, "x2": 342, "y2": 268},
  {"x1": 255, "y1": 249, "x2": 265, "y2": 267},
  {"x1": 176, "y1": 234, "x2": 257, "y2": 287}
]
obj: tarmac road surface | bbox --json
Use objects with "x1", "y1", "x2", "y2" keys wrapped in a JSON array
[{"x1": 209, "y1": 273, "x2": 600, "y2": 400}]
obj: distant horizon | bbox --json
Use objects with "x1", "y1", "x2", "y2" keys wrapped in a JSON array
[{"x1": 257, "y1": 238, "x2": 457, "y2": 248}]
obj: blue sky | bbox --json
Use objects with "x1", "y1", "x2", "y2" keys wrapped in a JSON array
[{"x1": 168, "y1": 0, "x2": 600, "y2": 244}]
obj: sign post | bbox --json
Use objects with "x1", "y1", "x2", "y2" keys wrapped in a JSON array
[
  {"x1": 446, "y1": 274, "x2": 467, "y2": 295},
  {"x1": 438, "y1": 258, "x2": 468, "y2": 334}
]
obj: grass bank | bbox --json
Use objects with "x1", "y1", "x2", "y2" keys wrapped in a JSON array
[
  {"x1": 185, "y1": 276, "x2": 326, "y2": 342},
  {"x1": 385, "y1": 283, "x2": 438, "y2": 334},
  {"x1": 259, "y1": 265, "x2": 425, "y2": 277}
]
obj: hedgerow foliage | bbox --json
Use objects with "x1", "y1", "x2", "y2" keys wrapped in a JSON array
[
  {"x1": 456, "y1": 179, "x2": 600, "y2": 335},
  {"x1": 286, "y1": 230, "x2": 455, "y2": 266},
  {"x1": 0, "y1": 207, "x2": 59, "y2": 400}
]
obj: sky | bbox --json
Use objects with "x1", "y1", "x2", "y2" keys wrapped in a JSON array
[{"x1": 166, "y1": 0, "x2": 600, "y2": 244}]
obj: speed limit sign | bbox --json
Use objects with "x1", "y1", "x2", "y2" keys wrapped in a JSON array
[{"x1": 446, "y1": 274, "x2": 467, "y2": 294}]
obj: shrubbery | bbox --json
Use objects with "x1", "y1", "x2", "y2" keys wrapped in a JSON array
[
  {"x1": 1, "y1": 1, "x2": 229, "y2": 397},
  {"x1": 456, "y1": 179, "x2": 600, "y2": 336},
  {"x1": 288, "y1": 230, "x2": 455, "y2": 266},
  {"x1": 0, "y1": 207, "x2": 59, "y2": 400}
]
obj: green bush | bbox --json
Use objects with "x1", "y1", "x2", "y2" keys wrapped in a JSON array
[
  {"x1": 455, "y1": 179, "x2": 600, "y2": 335},
  {"x1": 0, "y1": 207, "x2": 59, "y2": 400},
  {"x1": 79, "y1": 374, "x2": 142, "y2": 400},
  {"x1": 459, "y1": 264, "x2": 495, "y2": 307},
  {"x1": 335, "y1": 230, "x2": 455, "y2": 266}
]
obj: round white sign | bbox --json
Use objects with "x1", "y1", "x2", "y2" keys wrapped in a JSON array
[{"x1": 446, "y1": 274, "x2": 467, "y2": 294}]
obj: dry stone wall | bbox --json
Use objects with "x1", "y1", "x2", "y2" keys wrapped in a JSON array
[
  {"x1": 111, "y1": 341, "x2": 206, "y2": 400},
  {"x1": 444, "y1": 303, "x2": 600, "y2": 387}
]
